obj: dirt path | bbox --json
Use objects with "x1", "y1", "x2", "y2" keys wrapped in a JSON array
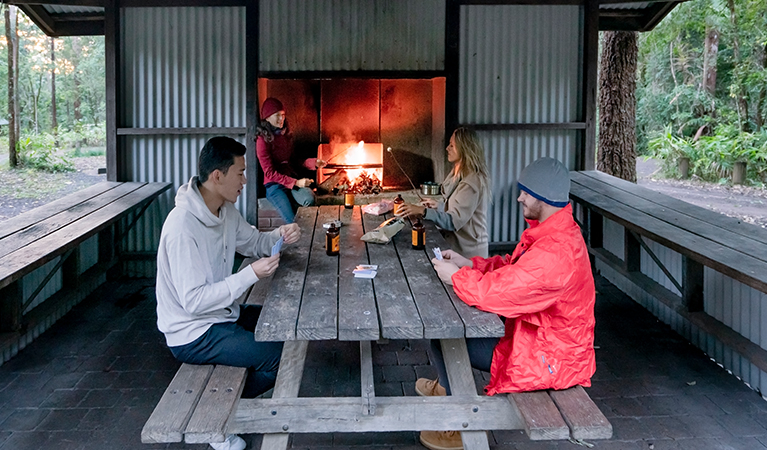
[{"x1": 637, "y1": 158, "x2": 767, "y2": 229}]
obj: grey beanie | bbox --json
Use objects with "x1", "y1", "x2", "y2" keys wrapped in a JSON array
[{"x1": 517, "y1": 157, "x2": 571, "y2": 207}]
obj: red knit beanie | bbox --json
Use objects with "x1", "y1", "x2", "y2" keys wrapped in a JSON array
[{"x1": 261, "y1": 97, "x2": 284, "y2": 120}]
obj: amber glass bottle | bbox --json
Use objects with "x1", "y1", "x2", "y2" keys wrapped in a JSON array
[
  {"x1": 412, "y1": 218, "x2": 425, "y2": 250},
  {"x1": 344, "y1": 192, "x2": 355, "y2": 209},
  {"x1": 326, "y1": 222, "x2": 340, "y2": 256},
  {"x1": 393, "y1": 194, "x2": 405, "y2": 216}
]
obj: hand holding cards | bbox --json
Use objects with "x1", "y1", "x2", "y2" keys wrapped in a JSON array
[
  {"x1": 432, "y1": 247, "x2": 443, "y2": 261},
  {"x1": 271, "y1": 236, "x2": 284, "y2": 256}
]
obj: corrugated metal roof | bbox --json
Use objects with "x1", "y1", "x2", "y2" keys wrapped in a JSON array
[
  {"x1": 600, "y1": 2, "x2": 651, "y2": 10},
  {"x1": 45, "y1": 5, "x2": 103, "y2": 15}
]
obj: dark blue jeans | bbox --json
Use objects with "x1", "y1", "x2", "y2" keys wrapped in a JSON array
[
  {"x1": 265, "y1": 182, "x2": 316, "y2": 223},
  {"x1": 169, "y1": 305, "x2": 283, "y2": 398},
  {"x1": 430, "y1": 337, "x2": 499, "y2": 395}
]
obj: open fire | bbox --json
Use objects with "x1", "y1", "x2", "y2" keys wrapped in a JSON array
[{"x1": 317, "y1": 141, "x2": 384, "y2": 195}]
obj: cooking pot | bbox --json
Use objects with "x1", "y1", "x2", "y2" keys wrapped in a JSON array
[{"x1": 420, "y1": 182, "x2": 441, "y2": 196}]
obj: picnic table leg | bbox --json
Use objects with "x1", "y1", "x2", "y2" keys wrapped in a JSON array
[
  {"x1": 360, "y1": 340, "x2": 376, "y2": 415},
  {"x1": 440, "y1": 338, "x2": 491, "y2": 450},
  {"x1": 260, "y1": 340, "x2": 309, "y2": 450}
]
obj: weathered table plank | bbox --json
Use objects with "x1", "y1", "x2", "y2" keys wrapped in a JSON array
[
  {"x1": 577, "y1": 170, "x2": 767, "y2": 248},
  {"x1": 508, "y1": 391, "x2": 569, "y2": 440},
  {"x1": 569, "y1": 178, "x2": 767, "y2": 293},
  {"x1": 0, "y1": 182, "x2": 141, "y2": 259},
  {"x1": 141, "y1": 364, "x2": 214, "y2": 443},
  {"x1": 233, "y1": 395, "x2": 521, "y2": 433},
  {"x1": 185, "y1": 365, "x2": 247, "y2": 444},
  {"x1": 549, "y1": 385, "x2": 612, "y2": 439},
  {"x1": 362, "y1": 213, "x2": 423, "y2": 339},
  {"x1": 440, "y1": 338, "x2": 491, "y2": 450},
  {"x1": 296, "y1": 206, "x2": 341, "y2": 340},
  {"x1": 337, "y1": 206, "x2": 379, "y2": 341},
  {"x1": 0, "y1": 182, "x2": 171, "y2": 290},
  {"x1": 422, "y1": 221, "x2": 505, "y2": 338},
  {"x1": 393, "y1": 218, "x2": 464, "y2": 339},
  {"x1": 255, "y1": 207, "x2": 317, "y2": 342},
  {"x1": 0, "y1": 181, "x2": 122, "y2": 240},
  {"x1": 572, "y1": 171, "x2": 767, "y2": 264}
]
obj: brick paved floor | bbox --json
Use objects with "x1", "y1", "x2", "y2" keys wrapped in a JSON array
[{"x1": 2, "y1": 275, "x2": 767, "y2": 450}]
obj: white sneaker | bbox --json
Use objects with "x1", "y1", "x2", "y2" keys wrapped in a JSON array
[{"x1": 209, "y1": 434, "x2": 246, "y2": 450}]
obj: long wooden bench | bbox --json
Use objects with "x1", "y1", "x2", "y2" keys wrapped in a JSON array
[
  {"x1": 569, "y1": 170, "x2": 767, "y2": 383},
  {"x1": 143, "y1": 260, "x2": 611, "y2": 446},
  {"x1": 0, "y1": 181, "x2": 171, "y2": 363}
]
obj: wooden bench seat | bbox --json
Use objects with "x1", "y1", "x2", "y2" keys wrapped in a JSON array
[{"x1": 0, "y1": 181, "x2": 170, "y2": 363}]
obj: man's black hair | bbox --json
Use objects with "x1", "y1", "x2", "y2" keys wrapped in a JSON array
[{"x1": 198, "y1": 136, "x2": 246, "y2": 183}]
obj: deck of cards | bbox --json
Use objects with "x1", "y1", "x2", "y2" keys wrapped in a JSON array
[
  {"x1": 353, "y1": 264, "x2": 378, "y2": 279},
  {"x1": 271, "y1": 236, "x2": 284, "y2": 256}
]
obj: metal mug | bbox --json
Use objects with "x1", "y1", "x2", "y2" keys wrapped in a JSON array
[{"x1": 420, "y1": 182, "x2": 440, "y2": 196}]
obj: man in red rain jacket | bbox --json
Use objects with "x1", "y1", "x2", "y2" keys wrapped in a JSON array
[{"x1": 417, "y1": 157, "x2": 596, "y2": 450}]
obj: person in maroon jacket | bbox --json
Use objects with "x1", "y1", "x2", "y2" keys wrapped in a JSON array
[{"x1": 256, "y1": 97, "x2": 325, "y2": 223}]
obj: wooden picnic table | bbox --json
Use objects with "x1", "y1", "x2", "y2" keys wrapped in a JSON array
[{"x1": 143, "y1": 204, "x2": 612, "y2": 448}]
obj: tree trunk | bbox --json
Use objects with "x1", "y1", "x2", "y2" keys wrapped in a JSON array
[
  {"x1": 756, "y1": 43, "x2": 766, "y2": 131},
  {"x1": 51, "y1": 37, "x2": 58, "y2": 133},
  {"x1": 72, "y1": 37, "x2": 82, "y2": 122},
  {"x1": 5, "y1": 5, "x2": 19, "y2": 167},
  {"x1": 702, "y1": 26, "x2": 718, "y2": 99},
  {"x1": 598, "y1": 31, "x2": 638, "y2": 183},
  {"x1": 727, "y1": 0, "x2": 749, "y2": 130}
]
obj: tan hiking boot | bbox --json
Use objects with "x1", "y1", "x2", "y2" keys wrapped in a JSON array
[
  {"x1": 415, "y1": 377, "x2": 446, "y2": 397},
  {"x1": 419, "y1": 430, "x2": 463, "y2": 450}
]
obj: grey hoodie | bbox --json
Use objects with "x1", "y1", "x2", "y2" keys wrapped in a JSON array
[{"x1": 155, "y1": 176, "x2": 280, "y2": 347}]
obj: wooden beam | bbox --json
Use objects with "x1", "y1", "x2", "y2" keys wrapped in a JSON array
[
  {"x1": 467, "y1": 122, "x2": 586, "y2": 131},
  {"x1": 445, "y1": 0, "x2": 460, "y2": 139},
  {"x1": 580, "y1": 0, "x2": 599, "y2": 170},
  {"x1": 104, "y1": 0, "x2": 119, "y2": 181},
  {"x1": 55, "y1": 20, "x2": 104, "y2": 36},
  {"x1": 259, "y1": 70, "x2": 446, "y2": 80},
  {"x1": 246, "y1": 1, "x2": 259, "y2": 225},
  {"x1": 116, "y1": 127, "x2": 246, "y2": 135},
  {"x1": 638, "y1": 0, "x2": 682, "y2": 32},
  {"x1": 10, "y1": 0, "x2": 102, "y2": 5},
  {"x1": 18, "y1": 5, "x2": 56, "y2": 36}
]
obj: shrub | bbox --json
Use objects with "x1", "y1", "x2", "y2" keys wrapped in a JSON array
[{"x1": 17, "y1": 134, "x2": 75, "y2": 173}]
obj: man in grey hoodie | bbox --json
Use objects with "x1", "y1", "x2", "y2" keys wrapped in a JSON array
[{"x1": 156, "y1": 136, "x2": 300, "y2": 450}]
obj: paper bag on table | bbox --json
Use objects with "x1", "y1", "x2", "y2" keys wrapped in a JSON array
[{"x1": 360, "y1": 217, "x2": 404, "y2": 244}]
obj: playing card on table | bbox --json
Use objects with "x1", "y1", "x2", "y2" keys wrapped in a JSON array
[
  {"x1": 271, "y1": 236, "x2": 284, "y2": 256},
  {"x1": 433, "y1": 247, "x2": 443, "y2": 261}
]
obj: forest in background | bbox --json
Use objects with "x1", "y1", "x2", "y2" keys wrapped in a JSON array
[
  {"x1": 636, "y1": 0, "x2": 767, "y2": 184},
  {"x1": 1, "y1": 4, "x2": 105, "y2": 172}
]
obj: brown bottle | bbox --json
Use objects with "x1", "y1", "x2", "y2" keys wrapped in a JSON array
[
  {"x1": 412, "y1": 217, "x2": 425, "y2": 250},
  {"x1": 344, "y1": 192, "x2": 355, "y2": 209},
  {"x1": 393, "y1": 194, "x2": 405, "y2": 216},
  {"x1": 326, "y1": 222, "x2": 340, "y2": 256}
]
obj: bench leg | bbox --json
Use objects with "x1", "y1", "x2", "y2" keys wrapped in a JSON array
[
  {"x1": 0, "y1": 280, "x2": 22, "y2": 332},
  {"x1": 260, "y1": 340, "x2": 309, "y2": 450},
  {"x1": 440, "y1": 338, "x2": 490, "y2": 450}
]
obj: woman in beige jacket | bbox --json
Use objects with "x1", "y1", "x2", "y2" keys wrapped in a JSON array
[{"x1": 398, "y1": 127, "x2": 491, "y2": 258}]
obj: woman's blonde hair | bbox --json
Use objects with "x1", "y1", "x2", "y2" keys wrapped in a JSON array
[{"x1": 452, "y1": 127, "x2": 491, "y2": 197}]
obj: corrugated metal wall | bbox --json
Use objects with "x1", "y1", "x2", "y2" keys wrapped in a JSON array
[
  {"x1": 460, "y1": 5, "x2": 580, "y2": 125},
  {"x1": 460, "y1": 5, "x2": 581, "y2": 243},
  {"x1": 121, "y1": 7, "x2": 247, "y2": 276},
  {"x1": 481, "y1": 130, "x2": 577, "y2": 242},
  {"x1": 259, "y1": 0, "x2": 445, "y2": 72},
  {"x1": 600, "y1": 218, "x2": 767, "y2": 393}
]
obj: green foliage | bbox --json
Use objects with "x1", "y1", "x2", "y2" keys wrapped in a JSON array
[
  {"x1": 647, "y1": 124, "x2": 767, "y2": 185},
  {"x1": 17, "y1": 134, "x2": 75, "y2": 173},
  {"x1": 637, "y1": 0, "x2": 767, "y2": 155}
]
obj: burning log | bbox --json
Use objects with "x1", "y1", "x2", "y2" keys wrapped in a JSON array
[
  {"x1": 317, "y1": 169, "x2": 348, "y2": 195},
  {"x1": 348, "y1": 172, "x2": 382, "y2": 195}
]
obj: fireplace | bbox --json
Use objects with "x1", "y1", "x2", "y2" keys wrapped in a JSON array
[
  {"x1": 258, "y1": 77, "x2": 446, "y2": 195},
  {"x1": 316, "y1": 141, "x2": 384, "y2": 194}
]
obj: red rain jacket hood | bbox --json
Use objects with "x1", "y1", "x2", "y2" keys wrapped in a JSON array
[{"x1": 452, "y1": 204, "x2": 596, "y2": 395}]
